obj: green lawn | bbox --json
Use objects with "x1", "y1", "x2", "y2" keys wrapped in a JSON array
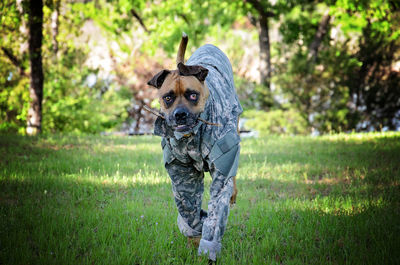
[{"x1": 1, "y1": 133, "x2": 399, "y2": 264}]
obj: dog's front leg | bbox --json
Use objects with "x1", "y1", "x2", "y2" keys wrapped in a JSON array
[
  {"x1": 198, "y1": 168, "x2": 234, "y2": 262},
  {"x1": 165, "y1": 160, "x2": 206, "y2": 239}
]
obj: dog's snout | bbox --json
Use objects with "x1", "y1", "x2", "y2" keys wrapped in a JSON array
[
  {"x1": 174, "y1": 108, "x2": 188, "y2": 124},
  {"x1": 175, "y1": 111, "x2": 187, "y2": 119}
]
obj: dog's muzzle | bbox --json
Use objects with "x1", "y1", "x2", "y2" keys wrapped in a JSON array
[{"x1": 167, "y1": 106, "x2": 199, "y2": 132}]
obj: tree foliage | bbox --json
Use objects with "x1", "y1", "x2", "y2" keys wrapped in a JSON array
[
  {"x1": 1, "y1": 0, "x2": 130, "y2": 134},
  {"x1": 0, "y1": 0, "x2": 399, "y2": 134},
  {"x1": 274, "y1": 0, "x2": 400, "y2": 132}
]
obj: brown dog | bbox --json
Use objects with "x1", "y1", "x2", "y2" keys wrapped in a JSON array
[
  {"x1": 148, "y1": 33, "x2": 241, "y2": 262},
  {"x1": 149, "y1": 34, "x2": 238, "y2": 204}
]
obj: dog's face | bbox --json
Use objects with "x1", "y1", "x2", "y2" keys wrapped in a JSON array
[{"x1": 148, "y1": 63, "x2": 209, "y2": 132}]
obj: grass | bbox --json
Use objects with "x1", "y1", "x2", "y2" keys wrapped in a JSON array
[{"x1": 0, "y1": 132, "x2": 399, "y2": 264}]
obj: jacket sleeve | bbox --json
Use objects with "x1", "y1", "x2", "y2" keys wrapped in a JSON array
[
  {"x1": 161, "y1": 138, "x2": 175, "y2": 165},
  {"x1": 198, "y1": 130, "x2": 240, "y2": 261}
]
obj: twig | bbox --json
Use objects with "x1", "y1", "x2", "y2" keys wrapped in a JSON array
[
  {"x1": 130, "y1": 9, "x2": 149, "y2": 33},
  {"x1": 143, "y1": 105, "x2": 165, "y2": 119},
  {"x1": 1, "y1": 47, "x2": 27, "y2": 76},
  {"x1": 197, "y1": 118, "x2": 221, "y2": 127},
  {"x1": 143, "y1": 105, "x2": 221, "y2": 127}
]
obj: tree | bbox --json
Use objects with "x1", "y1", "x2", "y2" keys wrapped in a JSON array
[
  {"x1": 246, "y1": 0, "x2": 274, "y2": 94},
  {"x1": 1, "y1": 0, "x2": 399, "y2": 135},
  {"x1": 50, "y1": 0, "x2": 60, "y2": 56},
  {"x1": 350, "y1": 9, "x2": 400, "y2": 130},
  {"x1": 0, "y1": 0, "x2": 29, "y2": 133},
  {"x1": 275, "y1": 0, "x2": 400, "y2": 132},
  {"x1": 26, "y1": 0, "x2": 44, "y2": 135}
]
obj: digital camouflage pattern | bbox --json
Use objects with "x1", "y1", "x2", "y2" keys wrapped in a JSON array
[{"x1": 154, "y1": 44, "x2": 242, "y2": 261}]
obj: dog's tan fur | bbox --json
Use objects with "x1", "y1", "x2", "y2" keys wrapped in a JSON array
[{"x1": 157, "y1": 71, "x2": 209, "y2": 117}]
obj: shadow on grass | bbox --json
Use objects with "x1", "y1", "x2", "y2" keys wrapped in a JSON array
[
  {"x1": 225, "y1": 200, "x2": 400, "y2": 264},
  {"x1": 2, "y1": 174, "x2": 399, "y2": 264}
]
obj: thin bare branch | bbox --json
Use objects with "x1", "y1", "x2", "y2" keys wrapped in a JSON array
[
  {"x1": 1, "y1": 47, "x2": 27, "y2": 76},
  {"x1": 308, "y1": 12, "x2": 331, "y2": 62},
  {"x1": 130, "y1": 8, "x2": 149, "y2": 33},
  {"x1": 143, "y1": 105, "x2": 165, "y2": 119}
]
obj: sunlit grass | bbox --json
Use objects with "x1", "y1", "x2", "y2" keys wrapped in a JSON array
[{"x1": 1, "y1": 132, "x2": 399, "y2": 264}]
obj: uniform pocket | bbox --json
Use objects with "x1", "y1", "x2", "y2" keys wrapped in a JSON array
[{"x1": 208, "y1": 131, "x2": 241, "y2": 176}]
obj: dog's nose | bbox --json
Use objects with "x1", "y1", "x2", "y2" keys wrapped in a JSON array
[{"x1": 174, "y1": 108, "x2": 188, "y2": 124}]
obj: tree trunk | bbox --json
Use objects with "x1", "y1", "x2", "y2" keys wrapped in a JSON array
[
  {"x1": 51, "y1": 0, "x2": 60, "y2": 56},
  {"x1": 246, "y1": 0, "x2": 273, "y2": 89},
  {"x1": 308, "y1": 12, "x2": 331, "y2": 62},
  {"x1": 17, "y1": 0, "x2": 29, "y2": 56},
  {"x1": 27, "y1": 0, "x2": 44, "y2": 135},
  {"x1": 246, "y1": 0, "x2": 274, "y2": 109},
  {"x1": 258, "y1": 15, "x2": 271, "y2": 89}
]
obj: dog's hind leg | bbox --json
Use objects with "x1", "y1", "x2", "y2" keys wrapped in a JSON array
[
  {"x1": 187, "y1": 236, "x2": 201, "y2": 248},
  {"x1": 230, "y1": 176, "x2": 237, "y2": 206},
  {"x1": 229, "y1": 117, "x2": 240, "y2": 206}
]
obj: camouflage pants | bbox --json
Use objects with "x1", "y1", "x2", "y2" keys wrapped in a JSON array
[{"x1": 166, "y1": 160, "x2": 234, "y2": 261}]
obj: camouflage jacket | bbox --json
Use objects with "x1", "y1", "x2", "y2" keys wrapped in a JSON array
[{"x1": 154, "y1": 44, "x2": 243, "y2": 176}]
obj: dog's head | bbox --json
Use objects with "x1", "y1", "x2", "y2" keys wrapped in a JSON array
[{"x1": 147, "y1": 35, "x2": 209, "y2": 132}]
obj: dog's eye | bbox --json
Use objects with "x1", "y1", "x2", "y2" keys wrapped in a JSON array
[
  {"x1": 162, "y1": 94, "x2": 175, "y2": 108},
  {"x1": 189, "y1": 93, "x2": 197, "y2": 101}
]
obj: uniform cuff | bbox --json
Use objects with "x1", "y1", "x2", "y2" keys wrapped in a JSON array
[
  {"x1": 177, "y1": 213, "x2": 202, "y2": 237},
  {"x1": 198, "y1": 239, "x2": 221, "y2": 261}
]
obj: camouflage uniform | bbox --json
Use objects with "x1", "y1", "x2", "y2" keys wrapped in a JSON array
[{"x1": 154, "y1": 44, "x2": 243, "y2": 261}]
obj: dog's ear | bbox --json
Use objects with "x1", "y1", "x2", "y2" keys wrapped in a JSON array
[
  {"x1": 177, "y1": 63, "x2": 208, "y2": 82},
  {"x1": 147, "y1": 70, "x2": 171, "y2": 89}
]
